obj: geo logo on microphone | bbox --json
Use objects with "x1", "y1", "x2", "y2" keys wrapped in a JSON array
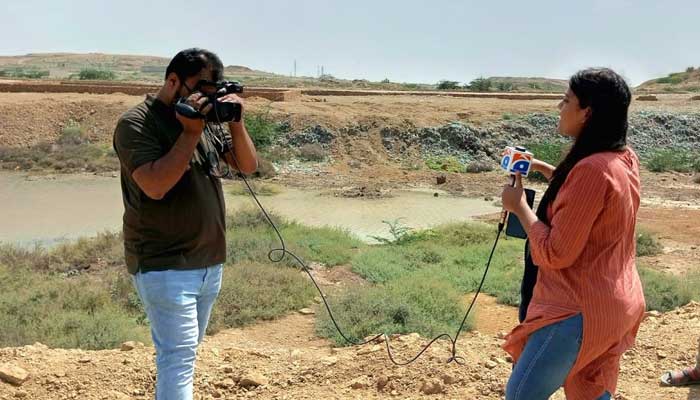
[{"x1": 500, "y1": 146, "x2": 533, "y2": 177}]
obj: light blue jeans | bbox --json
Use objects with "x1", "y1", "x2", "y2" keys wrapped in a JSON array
[
  {"x1": 506, "y1": 313, "x2": 611, "y2": 400},
  {"x1": 132, "y1": 264, "x2": 223, "y2": 400}
]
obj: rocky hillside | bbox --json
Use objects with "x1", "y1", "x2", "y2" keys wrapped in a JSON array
[{"x1": 637, "y1": 67, "x2": 700, "y2": 93}]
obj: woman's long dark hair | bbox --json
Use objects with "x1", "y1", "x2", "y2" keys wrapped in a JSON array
[{"x1": 535, "y1": 68, "x2": 632, "y2": 224}]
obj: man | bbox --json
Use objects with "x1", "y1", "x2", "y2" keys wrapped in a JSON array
[
  {"x1": 660, "y1": 338, "x2": 700, "y2": 386},
  {"x1": 113, "y1": 48, "x2": 257, "y2": 399}
]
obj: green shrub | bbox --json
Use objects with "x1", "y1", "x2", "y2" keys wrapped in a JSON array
[
  {"x1": 646, "y1": 148, "x2": 697, "y2": 173},
  {"x1": 467, "y1": 77, "x2": 492, "y2": 92},
  {"x1": 636, "y1": 230, "x2": 663, "y2": 257},
  {"x1": 225, "y1": 208, "x2": 363, "y2": 268},
  {"x1": 316, "y1": 276, "x2": 468, "y2": 345},
  {"x1": 245, "y1": 110, "x2": 282, "y2": 149},
  {"x1": 425, "y1": 156, "x2": 465, "y2": 173},
  {"x1": 57, "y1": 122, "x2": 88, "y2": 145},
  {"x1": 497, "y1": 82, "x2": 514, "y2": 92},
  {"x1": 0, "y1": 68, "x2": 49, "y2": 79},
  {"x1": 524, "y1": 139, "x2": 568, "y2": 181},
  {"x1": 0, "y1": 265, "x2": 149, "y2": 349},
  {"x1": 639, "y1": 267, "x2": 700, "y2": 312},
  {"x1": 78, "y1": 68, "x2": 116, "y2": 80},
  {"x1": 208, "y1": 263, "x2": 315, "y2": 333},
  {"x1": 352, "y1": 221, "x2": 524, "y2": 307}
]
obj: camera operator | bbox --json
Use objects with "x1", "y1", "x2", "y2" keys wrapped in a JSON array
[{"x1": 113, "y1": 48, "x2": 257, "y2": 399}]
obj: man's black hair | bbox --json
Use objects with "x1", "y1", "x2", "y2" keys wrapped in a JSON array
[{"x1": 165, "y1": 48, "x2": 224, "y2": 82}]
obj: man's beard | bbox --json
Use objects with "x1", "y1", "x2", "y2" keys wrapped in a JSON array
[{"x1": 172, "y1": 83, "x2": 186, "y2": 105}]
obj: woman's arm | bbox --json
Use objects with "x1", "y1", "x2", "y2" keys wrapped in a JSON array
[
  {"x1": 531, "y1": 158, "x2": 556, "y2": 181},
  {"x1": 502, "y1": 162, "x2": 608, "y2": 270}
]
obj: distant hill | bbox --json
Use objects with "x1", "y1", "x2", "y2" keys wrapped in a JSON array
[
  {"x1": 0, "y1": 52, "x2": 277, "y2": 82},
  {"x1": 0, "y1": 52, "x2": 569, "y2": 92},
  {"x1": 487, "y1": 77, "x2": 568, "y2": 93},
  {"x1": 636, "y1": 66, "x2": 700, "y2": 93}
]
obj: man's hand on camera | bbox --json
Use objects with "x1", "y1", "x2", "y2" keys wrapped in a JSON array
[
  {"x1": 219, "y1": 94, "x2": 245, "y2": 124},
  {"x1": 176, "y1": 93, "x2": 213, "y2": 136}
]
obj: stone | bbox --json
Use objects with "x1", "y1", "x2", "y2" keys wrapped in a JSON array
[
  {"x1": 349, "y1": 377, "x2": 369, "y2": 390},
  {"x1": 239, "y1": 373, "x2": 268, "y2": 388},
  {"x1": 485, "y1": 360, "x2": 498, "y2": 369},
  {"x1": 215, "y1": 378, "x2": 236, "y2": 389},
  {"x1": 321, "y1": 356, "x2": 338, "y2": 366},
  {"x1": 441, "y1": 373, "x2": 457, "y2": 384},
  {"x1": 376, "y1": 375, "x2": 390, "y2": 391},
  {"x1": 436, "y1": 175, "x2": 447, "y2": 185},
  {"x1": 120, "y1": 341, "x2": 137, "y2": 351},
  {"x1": 298, "y1": 308, "x2": 315, "y2": 315},
  {"x1": 0, "y1": 364, "x2": 29, "y2": 386},
  {"x1": 420, "y1": 379, "x2": 444, "y2": 395}
]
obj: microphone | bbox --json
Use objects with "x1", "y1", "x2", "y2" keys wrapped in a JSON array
[{"x1": 498, "y1": 146, "x2": 533, "y2": 231}]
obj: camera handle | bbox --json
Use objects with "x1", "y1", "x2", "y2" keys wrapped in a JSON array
[{"x1": 175, "y1": 100, "x2": 205, "y2": 119}]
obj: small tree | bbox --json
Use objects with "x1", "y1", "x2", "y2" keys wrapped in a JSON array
[
  {"x1": 467, "y1": 77, "x2": 492, "y2": 92},
  {"x1": 437, "y1": 80, "x2": 460, "y2": 90},
  {"x1": 497, "y1": 82, "x2": 514, "y2": 92}
]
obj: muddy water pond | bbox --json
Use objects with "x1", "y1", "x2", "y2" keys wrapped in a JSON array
[{"x1": 0, "y1": 172, "x2": 499, "y2": 246}]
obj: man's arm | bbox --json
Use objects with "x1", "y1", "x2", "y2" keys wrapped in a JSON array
[
  {"x1": 223, "y1": 119, "x2": 258, "y2": 175},
  {"x1": 132, "y1": 94, "x2": 212, "y2": 200},
  {"x1": 132, "y1": 132, "x2": 200, "y2": 200},
  {"x1": 218, "y1": 93, "x2": 258, "y2": 175}
]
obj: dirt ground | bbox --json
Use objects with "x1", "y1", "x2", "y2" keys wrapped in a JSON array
[
  {"x1": 0, "y1": 89, "x2": 699, "y2": 399},
  {"x1": 2, "y1": 296, "x2": 699, "y2": 400}
]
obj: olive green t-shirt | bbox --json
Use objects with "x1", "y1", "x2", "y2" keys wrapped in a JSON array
[{"x1": 113, "y1": 95, "x2": 226, "y2": 274}]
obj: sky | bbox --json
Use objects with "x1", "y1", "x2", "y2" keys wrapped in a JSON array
[{"x1": 2, "y1": 0, "x2": 699, "y2": 86}]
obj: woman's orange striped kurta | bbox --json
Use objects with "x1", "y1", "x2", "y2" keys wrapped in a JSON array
[{"x1": 503, "y1": 148, "x2": 646, "y2": 399}]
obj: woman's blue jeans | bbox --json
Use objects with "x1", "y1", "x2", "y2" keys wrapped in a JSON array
[{"x1": 506, "y1": 313, "x2": 611, "y2": 400}]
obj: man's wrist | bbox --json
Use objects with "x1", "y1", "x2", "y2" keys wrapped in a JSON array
[{"x1": 229, "y1": 120, "x2": 248, "y2": 135}]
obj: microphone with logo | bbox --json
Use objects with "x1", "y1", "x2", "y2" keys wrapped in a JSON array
[{"x1": 498, "y1": 146, "x2": 534, "y2": 234}]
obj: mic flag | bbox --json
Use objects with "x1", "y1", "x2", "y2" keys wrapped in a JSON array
[{"x1": 500, "y1": 146, "x2": 533, "y2": 177}]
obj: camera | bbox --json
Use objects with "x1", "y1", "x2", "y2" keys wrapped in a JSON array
[{"x1": 175, "y1": 81, "x2": 244, "y2": 122}]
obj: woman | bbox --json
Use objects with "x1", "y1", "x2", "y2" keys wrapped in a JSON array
[{"x1": 500, "y1": 68, "x2": 646, "y2": 400}]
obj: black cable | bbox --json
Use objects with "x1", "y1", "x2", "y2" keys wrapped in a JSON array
[{"x1": 209, "y1": 120, "x2": 504, "y2": 365}]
